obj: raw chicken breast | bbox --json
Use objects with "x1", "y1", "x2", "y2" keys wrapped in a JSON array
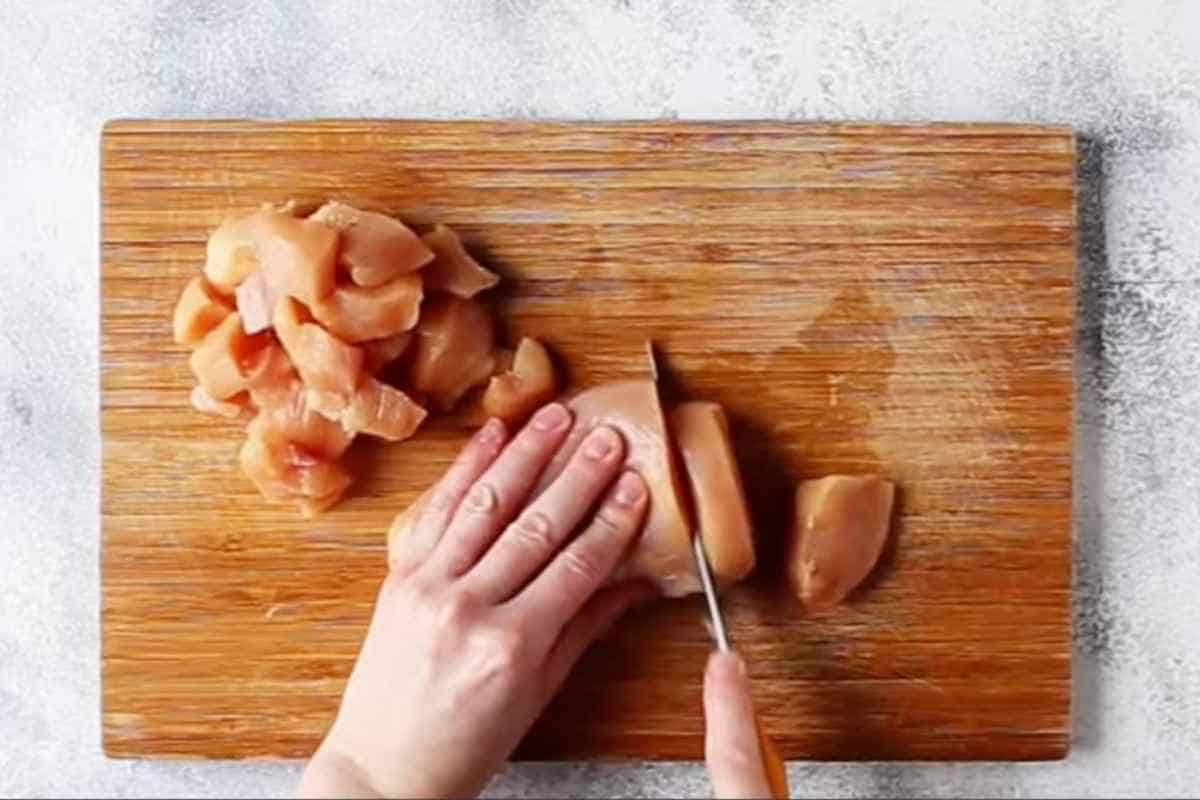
[
  {"x1": 235, "y1": 271, "x2": 283, "y2": 335},
  {"x1": 480, "y1": 337, "x2": 558, "y2": 425},
  {"x1": 669, "y1": 402, "x2": 755, "y2": 588},
  {"x1": 203, "y1": 215, "x2": 259, "y2": 293},
  {"x1": 361, "y1": 333, "x2": 413, "y2": 375},
  {"x1": 308, "y1": 377, "x2": 427, "y2": 442},
  {"x1": 252, "y1": 208, "x2": 340, "y2": 306},
  {"x1": 409, "y1": 294, "x2": 496, "y2": 410},
  {"x1": 310, "y1": 201, "x2": 434, "y2": 287},
  {"x1": 787, "y1": 475, "x2": 895, "y2": 609},
  {"x1": 420, "y1": 224, "x2": 500, "y2": 298},
  {"x1": 537, "y1": 380, "x2": 697, "y2": 597},
  {"x1": 173, "y1": 276, "x2": 234, "y2": 346},
  {"x1": 188, "y1": 313, "x2": 273, "y2": 399},
  {"x1": 310, "y1": 272, "x2": 423, "y2": 343},
  {"x1": 273, "y1": 297, "x2": 364, "y2": 398}
]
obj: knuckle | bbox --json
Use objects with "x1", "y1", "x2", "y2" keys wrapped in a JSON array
[
  {"x1": 592, "y1": 504, "x2": 632, "y2": 539},
  {"x1": 560, "y1": 546, "x2": 603, "y2": 585},
  {"x1": 425, "y1": 485, "x2": 456, "y2": 514},
  {"x1": 437, "y1": 589, "x2": 482, "y2": 628},
  {"x1": 474, "y1": 625, "x2": 527, "y2": 689},
  {"x1": 462, "y1": 482, "x2": 499, "y2": 516},
  {"x1": 509, "y1": 511, "x2": 556, "y2": 554}
]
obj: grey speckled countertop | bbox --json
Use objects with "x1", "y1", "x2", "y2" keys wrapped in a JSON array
[{"x1": 2, "y1": 1, "x2": 1198, "y2": 797}]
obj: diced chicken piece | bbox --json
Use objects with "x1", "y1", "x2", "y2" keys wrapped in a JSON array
[
  {"x1": 536, "y1": 380, "x2": 696, "y2": 597},
  {"x1": 310, "y1": 201, "x2": 434, "y2": 287},
  {"x1": 669, "y1": 402, "x2": 755, "y2": 588},
  {"x1": 308, "y1": 377, "x2": 427, "y2": 442},
  {"x1": 249, "y1": 384, "x2": 356, "y2": 460},
  {"x1": 252, "y1": 208, "x2": 340, "y2": 306},
  {"x1": 420, "y1": 224, "x2": 500, "y2": 298},
  {"x1": 188, "y1": 313, "x2": 274, "y2": 399},
  {"x1": 361, "y1": 333, "x2": 413, "y2": 375},
  {"x1": 235, "y1": 271, "x2": 283, "y2": 334},
  {"x1": 480, "y1": 337, "x2": 558, "y2": 425},
  {"x1": 238, "y1": 432, "x2": 352, "y2": 513},
  {"x1": 787, "y1": 475, "x2": 895, "y2": 609},
  {"x1": 204, "y1": 215, "x2": 259, "y2": 293},
  {"x1": 310, "y1": 272, "x2": 423, "y2": 343},
  {"x1": 190, "y1": 385, "x2": 249, "y2": 419},
  {"x1": 173, "y1": 276, "x2": 234, "y2": 346},
  {"x1": 409, "y1": 294, "x2": 496, "y2": 411},
  {"x1": 240, "y1": 342, "x2": 300, "y2": 411},
  {"x1": 273, "y1": 297, "x2": 364, "y2": 398}
]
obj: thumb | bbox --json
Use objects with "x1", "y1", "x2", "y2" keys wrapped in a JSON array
[{"x1": 703, "y1": 651, "x2": 774, "y2": 799}]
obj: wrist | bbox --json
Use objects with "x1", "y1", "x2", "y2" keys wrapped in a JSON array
[{"x1": 297, "y1": 745, "x2": 379, "y2": 799}]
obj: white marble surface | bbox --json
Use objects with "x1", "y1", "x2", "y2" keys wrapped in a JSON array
[{"x1": 1, "y1": 0, "x2": 1198, "y2": 797}]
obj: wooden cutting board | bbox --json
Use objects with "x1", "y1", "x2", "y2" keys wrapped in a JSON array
[{"x1": 101, "y1": 120, "x2": 1074, "y2": 761}]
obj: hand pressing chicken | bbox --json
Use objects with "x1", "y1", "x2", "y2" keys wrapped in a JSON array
[{"x1": 297, "y1": 403, "x2": 653, "y2": 799}]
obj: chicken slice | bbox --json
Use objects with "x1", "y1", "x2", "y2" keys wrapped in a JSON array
[
  {"x1": 310, "y1": 201, "x2": 434, "y2": 287},
  {"x1": 310, "y1": 272, "x2": 423, "y2": 343},
  {"x1": 480, "y1": 337, "x2": 558, "y2": 425},
  {"x1": 669, "y1": 402, "x2": 755, "y2": 588},
  {"x1": 188, "y1": 313, "x2": 274, "y2": 400},
  {"x1": 273, "y1": 297, "x2": 364, "y2": 399},
  {"x1": 409, "y1": 294, "x2": 496, "y2": 411},
  {"x1": 361, "y1": 333, "x2": 413, "y2": 375},
  {"x1": 420, "y1": 224, "x2": 500, "y2": 298},
  {"x1": 536, "y1": 380, "x2": 696, "y2": 597},
  {"x1": 787, "y1": 475, "x2": 895, "y2": 609},
  {"x1": 308, "y1": 377, "x2": 427, "y2": 442},
  {"x1": 204, "y1": 215, "x2": 259, "y2": 294},
  {"x1": 252, "y1": 208, "x2": 340, "y2": 306},
  {"x1": 173, "y1": 276, "x2": 234, "y2": 346}
]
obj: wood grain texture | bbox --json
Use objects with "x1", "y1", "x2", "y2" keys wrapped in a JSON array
[{"x1": 101, "y1": 120, "x2": 1074, "y2": 761}]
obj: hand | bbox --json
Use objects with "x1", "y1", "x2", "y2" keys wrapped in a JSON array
[
  {"x1": 704, "y1": 651, "x2": 776, "y2": 799},
  {"x1": 297, "y1": 402, "x2": 652, "y2": 799}
]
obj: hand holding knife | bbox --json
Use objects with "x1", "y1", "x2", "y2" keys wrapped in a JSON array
[{"x1": 694, "y1": 534, "x2": 789, "y2": 799}]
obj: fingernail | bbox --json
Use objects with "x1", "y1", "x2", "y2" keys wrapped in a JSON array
[
  {"x1": 477, "y1": 417, "x2": 505, "y2": 445},
  {"x1": 583, "y1": 426, "x2": 618, "y2": 460},
  {"x1": 532, "y1": 402, "x2": 569, "y2": 431},
  {"x1": 613, "y1": 471, "x2": 645, "y2": 506}
]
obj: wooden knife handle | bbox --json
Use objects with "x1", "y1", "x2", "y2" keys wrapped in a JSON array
[{"x1": 755, "y1": 716, "x2": 789, "y2": 799}]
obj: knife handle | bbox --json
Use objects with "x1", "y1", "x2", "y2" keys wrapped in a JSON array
[{"x1": 755, "y1": 715, "x2": 788, "y2": 799}]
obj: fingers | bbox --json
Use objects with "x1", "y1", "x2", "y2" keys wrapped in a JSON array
[
  {"x1": 509, "y1": 470, "x2": 648, "y2": 633},
  {"x1": 389, "y1": 418, "x2": 508, "y2": 576},
  {"x1": 703, "y1": 651, "x2": 773, "y2": 800},
  {"x1": 426, "y1": 402, "x2": 572, "y2": 577},
  {"x1": 464, "y1": 425, "x2": 626, "y2": 603},
  {"x1": 542, "y1": 580, "x2": 654, "y2": 694}
]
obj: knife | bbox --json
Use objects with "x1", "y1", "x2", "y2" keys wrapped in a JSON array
[
  {"x1": 648, "y1": 340, "x2": 787, "y2": 798},
  {"x1": 691, "y1": 534, "x2": 789, "y2": 799}
]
